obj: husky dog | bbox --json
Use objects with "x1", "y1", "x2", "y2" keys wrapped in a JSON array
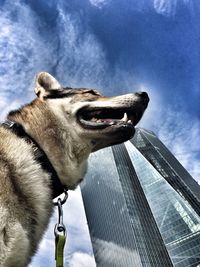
[{"x1": 0, "y1": 72, "x2": 149, "y2": 267}]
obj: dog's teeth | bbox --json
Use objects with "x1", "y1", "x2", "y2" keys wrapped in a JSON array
[
  {"x1": 121, "y1": 112, "x2": 128, "y2": 122},
  {"x1": 91, "y1": 118, "x2": 103, "y2": 123},
  {"x1": 128, "y1": 120, "x2": 132, "y2": 124}
]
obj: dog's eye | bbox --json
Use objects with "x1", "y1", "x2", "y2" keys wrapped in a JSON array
[{"x1": 84, "y1": 90, "x2": 101, "y2": 96}]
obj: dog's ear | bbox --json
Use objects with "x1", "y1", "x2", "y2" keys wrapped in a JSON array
[{"x1": 35, "y1": 72, "x2": 63, "y2": 100}]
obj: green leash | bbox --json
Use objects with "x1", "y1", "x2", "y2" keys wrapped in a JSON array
[
  {"x1": 55, "y1": 234, "x2": 66, "y2": 267},
  {"x1": 54, "y1": 190, "x2": 68, "y2": 267}
]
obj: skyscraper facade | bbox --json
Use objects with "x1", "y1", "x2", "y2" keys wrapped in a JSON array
[{"x1": 81, "y1": 128, "x2": 200, "y2": 267}]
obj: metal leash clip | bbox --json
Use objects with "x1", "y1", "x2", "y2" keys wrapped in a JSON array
[
  {"x1": 54, "y1": 197, "x2": 66, "y2": 237},
  {"x1": 53, "y1": 189, "x2": 68, "y2": 206},
  {"x1": 54, "y1": 190, "x2": 68, "y2": 267}
]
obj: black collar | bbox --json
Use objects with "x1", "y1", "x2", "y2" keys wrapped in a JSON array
[{"x1": 2, "y1": 120, "x2": 66, "y2": 199}]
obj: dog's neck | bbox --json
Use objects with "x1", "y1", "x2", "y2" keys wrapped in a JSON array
[
  {"x1": 8, "y1": 99, "x2": 91, "y2": 190},
  {"x1": 2, "y1": 119, "x2": 64, "y2": 198}
]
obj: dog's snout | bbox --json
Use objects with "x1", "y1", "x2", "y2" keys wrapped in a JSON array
[{"x1": 136, "y1": 91, "x2": 149, "y2": 103}]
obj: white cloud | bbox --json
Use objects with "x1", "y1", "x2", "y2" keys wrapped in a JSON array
[
  {"x1": 153, "y1": 0, "x2": 194, "y2": 17},
  {"x1": 0, "y1": 97, "x2": 23, "y2": 121},
  {"x1": 30, "y1": 237, "x2": 55, "y2": 267},
  {"x1": 154, "y1": 0, "x2": 178, "y2": 16},
  {"x1": 0, "y1": 2, "x2": 51, "y2": 90},
  {"x1": 0, "y1": 1, "x2": 58, "y2": 120},
  {"x1": 88, "y1": 0, "x2": 109, "y2": 8},
  {"x1": 55, "y1": 4, "x2": 109, "y2": 89},
  {"x1": 69, "y1": 252, "x2": 96, "y2": 267}
]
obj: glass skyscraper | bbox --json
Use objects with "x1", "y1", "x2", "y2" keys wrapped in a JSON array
[{"x1": 81, "y1": 128, "x2": 200, "y2": 267}]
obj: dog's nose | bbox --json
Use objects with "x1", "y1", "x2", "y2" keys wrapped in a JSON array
[
  {"x1": 136, "y1": 91, "x2": 149, "y2": 103},
  {"x1": 136, "y1": 91, "x2": 148, "y2": 98}
]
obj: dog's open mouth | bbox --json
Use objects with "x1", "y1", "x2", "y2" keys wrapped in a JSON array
[{"x1": 77, "y1": 107, "x2": 140, "y2": 129}]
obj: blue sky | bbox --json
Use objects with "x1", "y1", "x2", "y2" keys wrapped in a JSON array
[{"x1": 0, "y1": 0, "x2": 200, "y2": 266}]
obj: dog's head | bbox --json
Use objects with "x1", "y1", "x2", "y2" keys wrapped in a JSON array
[{"x1": 35, "y1": 72, "x2": 149, "y2": 152}]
